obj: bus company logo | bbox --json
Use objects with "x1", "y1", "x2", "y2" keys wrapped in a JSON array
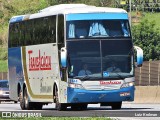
[
  {"x1": 28, "y1": 50, "x2": 51, "y2": 71},
  {"x1": 100, "y1": 81, "x2": 121, "y2": 85}
]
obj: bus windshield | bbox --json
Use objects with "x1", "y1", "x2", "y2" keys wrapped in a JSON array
[
  {"x1": 66, "y1": 20, "x2": 130, "y2": 39},
  {"x1": 67, "y1": 40, "x2": 134, "y2": 80}
]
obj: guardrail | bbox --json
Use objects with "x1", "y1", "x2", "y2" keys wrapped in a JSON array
[
  {"x1": 0, "y1": 72, "x2": 7, "y2": 80},
  {"x1": 135, "y1": 61, "x2": 160, "y2": 86}
]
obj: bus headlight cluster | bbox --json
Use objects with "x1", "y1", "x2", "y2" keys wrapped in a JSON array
[
  {"x1": 0, "y1": 90, "x2": 3, "y2": 95},
  {"x1": 69, "y1": 83, "x2": 83, "y2": 89},
  {"x1": 121, "y1": 82, "x2": 135, "y2": 88}
]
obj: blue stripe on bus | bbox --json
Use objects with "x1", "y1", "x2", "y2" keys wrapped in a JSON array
[
  {"x1": 66, "y1": 13, "x2": 128, "y2": 21},
  {"x1": 8, "y1": 47, "x2": 23, "y2": 81},
  {"x1": 67, "y1": 86, "x2": 135, "y2": 103},
  {"x1": 9, "y1": 16, "x2": 24, "y2": 23}
]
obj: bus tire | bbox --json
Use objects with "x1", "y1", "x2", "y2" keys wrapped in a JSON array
[
  {"x1": 111, "y1": 102, "x2": 122, "y2": 110},
  {"x1": 24, "y1": 87, "x2": 33, "y2": 110},
  {"x1": 19, "y1": 90, "x2": 25, "y2": 110},
  {"x1": 55, "y1": 88, "x2": 66, "y2": 111}
]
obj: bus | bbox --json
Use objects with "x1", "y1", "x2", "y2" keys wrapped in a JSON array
[{"x1": 8, "y1": 4, "x2": 143, "y2": 110}]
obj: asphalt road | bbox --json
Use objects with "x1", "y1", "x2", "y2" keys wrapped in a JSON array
[{"x1": 0, "y1": 102, "x2": 160, "y2": 119}]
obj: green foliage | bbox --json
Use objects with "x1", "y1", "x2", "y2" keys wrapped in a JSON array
[
  {"x1": 47, "y1": 0, "x2": 114, "y2": 7},
  {"x1": 0, "y1": 10, "x2": 4, "y2": 18},
  {"x1": 22, "y1": 117, "x2": 112, "y2": 120},
  {"x1": 132, "y1": 19, "x2": 160, "y2": 61},
  {"x1": 0, "y1": 47, "x2": 7, "y2": 60},
  {"x1": 0, "y1": 60, "x2": 7, "y2": 72},
  {"x1": 141, "y1": 13, "x2": 160, "y2": 31}
]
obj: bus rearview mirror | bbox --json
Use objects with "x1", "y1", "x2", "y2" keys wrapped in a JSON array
[
  {"x1": 61, "y1": 47, "x2": 67, "y2": 68},
  {"x1": 134, "y1": 46, "x2": 143, "y2": 67}
]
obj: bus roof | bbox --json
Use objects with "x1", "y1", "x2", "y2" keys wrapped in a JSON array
[{"x1": 9, "y1": 4, "x2": 127, "y2": 23}]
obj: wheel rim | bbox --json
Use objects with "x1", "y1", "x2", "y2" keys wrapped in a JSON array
[
  {"x1": 24, "y1": 89, "x2": 28, "y2": 108},
  {"x1": 55, "y1": 90, "x2": 59, "y2": 108},
  {"x1": 19, "y1": 90, "x2": 25, "y2": 109}
]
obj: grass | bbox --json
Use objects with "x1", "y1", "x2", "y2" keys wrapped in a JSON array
[
  {"x1": 0, "y1": 60, "x2": 7, "y2": 72},
  {"x1": 142, "y1": 12, "x2": 160, "y2": 30},
  {"x1": 131, "y1": 12, "x2": 160, "y2": 30},
  {"x1": 0, "y1": 46, "x2": 7, "y2": 72},
  {"x1": 0, "y1": 116, "x2": 114, "y2": 120},
  {"x1": 23, "y1": 117, "x2": 113, "y2": 120},
  {"x1": 0, "y1": 113, "x2": 113, "y2": 119}
]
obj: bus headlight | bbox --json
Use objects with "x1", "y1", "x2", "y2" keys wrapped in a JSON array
[
  {"x1": 0, "y1": 90, "x2": 3, "y2": 95},
  {"x1": 121, "y1": 82, "x2": 135, "y2": 88},
  {"x1": 69, "y1": 83, "x2": 83, "y2": 89}
]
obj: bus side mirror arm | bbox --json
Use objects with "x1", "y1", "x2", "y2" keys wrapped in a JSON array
[
  {"x1": 134, "y1": 46, "x2": 143, "y2": 67},
  {"x1": 61, "y1": 47, "x2": 67, "y2": 68}
]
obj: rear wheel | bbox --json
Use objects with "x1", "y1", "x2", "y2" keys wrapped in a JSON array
[
  {"x1": 111, "y1": 102, "x2": 122, "y2": 110},
  {"x1": 20, "y1": 87, "x2": 43, "y2": 110},
  {"x1": 19, "y1": 90, "x2": 25, "y2": 110},
  {"x1": 24, "y1": 87, "x2": 33, "y2": 110},
  {"x1": 55, "y1": 87, "x2": 66, "y2": 111}
]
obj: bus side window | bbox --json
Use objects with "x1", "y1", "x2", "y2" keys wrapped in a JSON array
[
  {"x1": 9, "y1": 24, "x2": 14, "y2": 48},
  {"x1": 49, "y1": 16, "x2": 56, "y2": 43},
  {"x1": 57, "y1": 14, "x2": 64, "y2": 49},
  {"x1": 19, "y1": 22, "x2": 25, "y2": 46},
  {"x1": 42, "y1": 17, "x2": 49, "y2": 43},
  {"x1": 32, "y1": 20, "x2": 36, "y2": 45},
  {"x1": 25, "y1": 20, "x2": 32, "y2": 45},
  {"x1": 12, "y1": 23, "x2": 19, "y2": 47},
  {"x1": 35, "y1": 18, "x2": 42, "y2": 45}
]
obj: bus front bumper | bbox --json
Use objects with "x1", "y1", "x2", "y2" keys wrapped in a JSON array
[{"x1": 67, "y1": 86, "x2": 135, "y2": 103}]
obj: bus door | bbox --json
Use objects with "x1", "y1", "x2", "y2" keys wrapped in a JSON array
[{"x1": 57, "y1": 14, "x2": 68, "y2": 103}]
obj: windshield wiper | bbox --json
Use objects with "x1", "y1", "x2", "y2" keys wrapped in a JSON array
[
  {"x1": 73, "y1": 75, "x2": 91, "y2": 80},
  {"x1": 81, "y1": 75, "x2": 91, "y2": 80},
  {"x1": 113, "y1": 72, "x2": 124, "y2": 80}
]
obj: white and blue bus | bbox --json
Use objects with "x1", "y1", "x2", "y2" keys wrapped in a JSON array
[{"x1": 8, "y1": 4, "x2": 143, "y2": 110}]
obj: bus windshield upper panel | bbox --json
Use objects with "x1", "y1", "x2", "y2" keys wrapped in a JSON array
[{"x1": 66, "y1": 13, "x2": 131, "y2": 39}]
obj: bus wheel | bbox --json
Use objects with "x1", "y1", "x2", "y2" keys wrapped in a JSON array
[
  {"x1": 55, "y1": 89, "x2": 66, "y2": 111},
  {"x1": 19, "y1": 90, "x2": 25, "y2": 110},
  {"x1": 111, "y1": 102, "x2": 122, "y2": 110},
  {"x1": 24, "y1": 87, "x2": 33, "y2": 110}
]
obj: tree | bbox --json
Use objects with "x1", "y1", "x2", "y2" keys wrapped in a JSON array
[
  {"x1": 47, "y1": 0, "x2": 114, "y2": 7},
  {"x1": 132, "y1": 19, "x2": 160, "y2": 61}
]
